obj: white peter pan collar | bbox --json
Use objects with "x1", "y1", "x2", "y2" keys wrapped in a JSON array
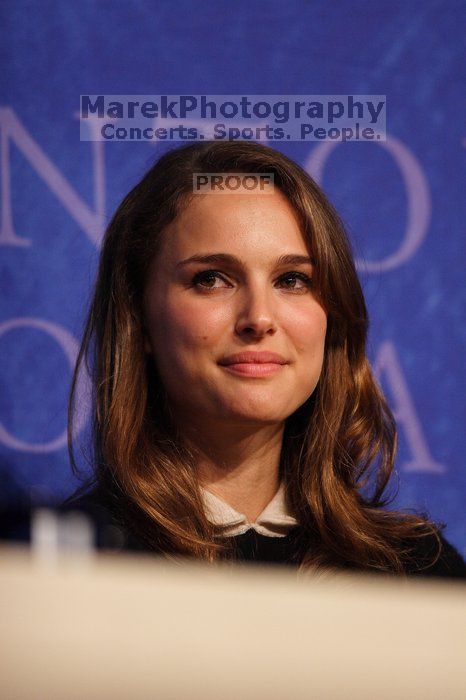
[{"x1": 200, "y1": 482, "x2": 299, "y2": 538}]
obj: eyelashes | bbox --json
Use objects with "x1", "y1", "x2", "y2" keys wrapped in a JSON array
[{"x1": 191, "y1": 269, "x2": 313, "y2": 293}]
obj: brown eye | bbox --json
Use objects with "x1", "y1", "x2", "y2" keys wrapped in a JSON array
[
  {"x1": 191, "y1": 270, "x2": 230, "y2": 290},
  {"x1": 277, "y1": 272, "x2": 313, "y2": 291}
]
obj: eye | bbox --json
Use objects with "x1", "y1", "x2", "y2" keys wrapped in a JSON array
[
  {"x1": 277, "y1": 271, "x2": 313, "y2": 292},
  {"x1": 191, "y1": 270, "x2": 230, "y2": 290}
]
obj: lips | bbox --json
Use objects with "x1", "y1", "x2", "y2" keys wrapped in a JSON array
[{"x1": 218, "y1": 351, "x2": 288, "y2": 366}]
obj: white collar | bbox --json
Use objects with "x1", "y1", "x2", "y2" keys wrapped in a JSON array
[{"x1": 200, "y1": 482, "x2": 299, "y2": 538}]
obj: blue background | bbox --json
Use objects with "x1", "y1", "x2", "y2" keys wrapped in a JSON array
[{"x1": 1, "y1": 0, "x2": 465, "y2": 554}]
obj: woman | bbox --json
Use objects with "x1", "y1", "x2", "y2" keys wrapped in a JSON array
[{"x1": 63, "y1": 140, "x2": 465, "y2": 578}]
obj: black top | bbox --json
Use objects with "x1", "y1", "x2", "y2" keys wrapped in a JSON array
[{"x1": 55, "y1": 489, "x2": 466, "y2": 579}]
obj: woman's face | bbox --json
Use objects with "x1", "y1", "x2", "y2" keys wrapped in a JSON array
[{"x1": 142, "y1": 186, "x2": 327, "y2": 432}]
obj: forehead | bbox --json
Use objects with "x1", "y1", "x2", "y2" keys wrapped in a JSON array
[{"x1": 159, "y1": 188, "x2": 308, "y2": 260}]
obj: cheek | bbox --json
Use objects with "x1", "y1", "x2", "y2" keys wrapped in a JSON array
[
  {"x1": 289, "y1": 305, "x2": 327, "y2": 356},
  {"x1": 147, "y1": 294, "x2": 227, "y2": 356}
]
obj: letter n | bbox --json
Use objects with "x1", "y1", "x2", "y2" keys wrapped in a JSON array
[{"x1": 0, "y1": 107, "x2": 105, "y2": 248}]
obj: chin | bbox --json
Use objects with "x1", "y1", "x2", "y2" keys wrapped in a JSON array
[{"x1": 219, "y1": 400, "x2": 291, "y2": 424}]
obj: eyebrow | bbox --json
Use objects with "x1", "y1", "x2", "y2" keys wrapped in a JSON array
[{"x1": 175, "y1": 253, "x2": 315, "y2": 269}]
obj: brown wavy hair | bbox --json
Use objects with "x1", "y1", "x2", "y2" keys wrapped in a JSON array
[{"x1": 67, "y1": 140, "x2": 442, "y2": 575}]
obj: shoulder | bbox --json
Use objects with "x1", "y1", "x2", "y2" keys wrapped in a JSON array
[
  {"x1": 401, "y1": 529, "x2": 466, "y2": 579},
  {"x1": 59, "y1": 487, "x2": 111, "y2": 520},
  {"x1": 59, "y1": 487, "x2": 149, "y2": 552}
]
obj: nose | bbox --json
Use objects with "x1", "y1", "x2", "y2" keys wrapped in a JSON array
[{"x1": 234, "y1": 281, "x2": 278, "y2": 338}]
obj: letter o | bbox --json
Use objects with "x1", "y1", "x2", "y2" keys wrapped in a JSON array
[
  {"x1": 242, "y1": 175, "x2": 257, "y2": 190},
  {"x1": 0, "y1": 318, "x2": 90, "y2": 452},
  {"x1": 220, "y1": 101, "x2": 238, "y2": 118},
  {"x1": 226, "y1": 175, "x2": 241, "y2": 190},
  {"x1": 304, "y1": 134, "x2": 431, "y2": 271}
]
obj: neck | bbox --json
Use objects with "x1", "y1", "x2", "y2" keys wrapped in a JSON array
[{"x1": 180, "y1": 420, "x2": 285, "y2": 522}]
